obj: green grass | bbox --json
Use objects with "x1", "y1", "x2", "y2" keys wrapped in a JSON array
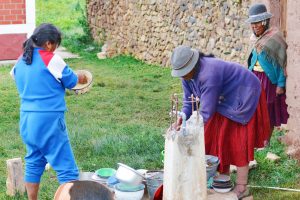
[
  {"x1": 36, "y1": 0, "x2": 85, "y2": 33},
  {"x1": 0, "y1": 0, "x2": 299, "y2": 199},
  {"x1": 0, "y1": 55, "x2": 180, "y2": 199}
]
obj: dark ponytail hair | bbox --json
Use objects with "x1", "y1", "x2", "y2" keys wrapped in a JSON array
[{"x1": 23, "y1": 23, "x2": 62, "y2": 65}]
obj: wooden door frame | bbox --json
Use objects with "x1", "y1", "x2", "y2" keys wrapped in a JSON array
[{"x1": 280, "y1": 0, "x2": 287, "y2": 38}]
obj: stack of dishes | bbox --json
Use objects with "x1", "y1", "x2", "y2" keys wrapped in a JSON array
[
  {"x1": 212, "y1": 174, "x2": 233, "y2": 193},
  {"x1": 115, "y1": 163, "x2": 145, "y2": 186},
  {"x1": 114, "y1": 183, "x2": 145, "y2": 200},
  {"x1": 92, "y1": 168, "x2": 116, "y2": 185},
  {"x1": 114, "y1": 163, "x2": 146, "y2": 200}
]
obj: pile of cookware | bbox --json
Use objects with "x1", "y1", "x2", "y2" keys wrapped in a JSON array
[{"x1": 212, "y1": 174, "x2": 233, "y2": 193}]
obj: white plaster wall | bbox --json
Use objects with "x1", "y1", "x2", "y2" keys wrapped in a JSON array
[{"x1": 285, "y1": 0, "x2": 300, "y2": 158}]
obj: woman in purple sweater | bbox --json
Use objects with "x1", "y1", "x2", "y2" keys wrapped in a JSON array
[{"x1": 171, "y1": 45, "x2": 270, "y2": 199}]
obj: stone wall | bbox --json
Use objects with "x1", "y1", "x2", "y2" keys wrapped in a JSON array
[{"x1": 87, "y1": 0, "x2": 252, "y2": 66}]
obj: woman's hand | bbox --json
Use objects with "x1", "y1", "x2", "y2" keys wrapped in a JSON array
[
  {"x1": 77, "y1": 73, "x2": 88, "y2": 84},
  {"x1": 276, "y1": 86, "x2": 285, "y2": 96},
  {"x1": 171, "y1": 117, "x2": 183, "y2": 131}
]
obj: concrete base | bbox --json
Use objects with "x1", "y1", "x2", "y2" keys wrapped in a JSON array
[{"x1": 207, "y1": 189, "x2": 238, "y2": 200}]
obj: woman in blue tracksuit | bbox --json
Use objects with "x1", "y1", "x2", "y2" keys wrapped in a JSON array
[{"x1": 10, "y1": 23, "x2": 86, "y2": 200}]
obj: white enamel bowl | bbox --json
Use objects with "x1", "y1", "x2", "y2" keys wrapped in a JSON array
[{"x1": 115, "y1": 163, "x2": 145, "y2": 185}]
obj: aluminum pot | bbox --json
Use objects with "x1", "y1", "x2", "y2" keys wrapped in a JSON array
[{"x1": 115, "y1": 163, "x2": 145, "y2": 185}]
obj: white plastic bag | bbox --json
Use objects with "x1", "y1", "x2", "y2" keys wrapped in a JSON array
[{"x1": 163, "y1": 111, "x2": 207, "y2": 200}]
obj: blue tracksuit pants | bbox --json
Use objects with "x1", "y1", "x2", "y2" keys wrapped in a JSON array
[{"x1": 20, "y1": 111, "x2": 79, "y2": 184}]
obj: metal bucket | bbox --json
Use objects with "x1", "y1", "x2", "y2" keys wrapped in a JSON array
[
  {"x1": 205, "y1": 155, "x2": 219, "y2": 180},
  {"x1": 145, "y1": 170, "x2": 164, "y2": 200}
]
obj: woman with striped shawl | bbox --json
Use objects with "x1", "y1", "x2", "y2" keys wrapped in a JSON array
[{"x1": 247, "y1": 3, "x2": 289, "y2": 143}]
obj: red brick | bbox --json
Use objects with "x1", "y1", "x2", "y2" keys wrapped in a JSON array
[
  {"x1": 5, "y1": 15, "x2": 16, "y2": 20},
  {"x1": 12, "y1": 20, "x2": 23, "y2": 24},
  {"x1": 4, "y1": 4, "x2": 16, "y2": 9},
  {"x1": 15, "y1": 3, "x2": 24, "y2": 9},
  {"x1": 0, "y1": 9, "x2": 10, "y2": 15},
  {"x1": 12, "y1": 0, "x2": 24, "y2": 3},
  {"x1": 0, "y1": 21, "x2": 11, "y2": 24},
  {"x1": 0, "y1": 0, "x2": 12, "y2": 3},
  {"x1": 11, "y1": 9, "x2": 22, "y2": 14},
  {"x1": 16, "y1": 14, "x2": 25, "y2": 20}
]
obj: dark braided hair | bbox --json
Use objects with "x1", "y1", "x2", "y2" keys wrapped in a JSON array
[
  {"x1": 22, "y1": 23, "x2": 62, "y2": 65},
  {"x1": 199, "y1": 52, "x2": 215, "y2": 58},
  {"x1": 264, "y1": 19, "x2": 271, "y2": 31},
  {"x1": 191, "y1": 51, "x2": 215, "y2": 71}
]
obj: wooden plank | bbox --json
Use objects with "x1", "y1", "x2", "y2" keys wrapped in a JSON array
[
  {"x1": 6, "y1": 158, "x2": 25, "y2": 196},
  {"x1": 280, "y1": 0, "x2": 287, "y2": 38}
]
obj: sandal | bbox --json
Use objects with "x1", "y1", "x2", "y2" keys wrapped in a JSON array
[{"x1": 233, "y1": 184, "x2": 250, "y2": 200}]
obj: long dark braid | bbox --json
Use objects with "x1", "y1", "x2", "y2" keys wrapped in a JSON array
[
  {"x1": 199, "y1": 52, "x2": 215, "y2": 58},
  {"x1": 22, "y1": 23, "x2": 62, "y2": 65},
  {"x1": 22, "y1": 37, "x2": 35, "y2": 65}
]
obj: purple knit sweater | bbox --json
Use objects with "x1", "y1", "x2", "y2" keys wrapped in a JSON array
[{"x1": 181, "y1": 56, "x2": 261, "y2": 125}]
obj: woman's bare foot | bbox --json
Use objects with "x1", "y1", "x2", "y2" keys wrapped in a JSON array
[{"x1": 233, "y1": 184, "x2": 250, "y2": 200}]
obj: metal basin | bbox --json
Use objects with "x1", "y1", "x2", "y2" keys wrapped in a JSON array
[{"x1": 205, "y1": 155, "x2": 219, "y2": 180}]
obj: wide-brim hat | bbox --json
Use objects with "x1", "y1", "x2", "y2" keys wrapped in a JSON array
[
  {"x1": 246, "y1": 3, "x2": 273, "y2": 23},
  {"x1": 171, "y1": 45, "x2": 199, "y2": 77},
  {"x1": 71, "y1": 70, "x2": 93, "y2": 94}
]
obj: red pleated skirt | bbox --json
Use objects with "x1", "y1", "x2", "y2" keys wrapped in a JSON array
[{"x1": 204, "y1": 88, "x2": 271, "y2": 173}]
